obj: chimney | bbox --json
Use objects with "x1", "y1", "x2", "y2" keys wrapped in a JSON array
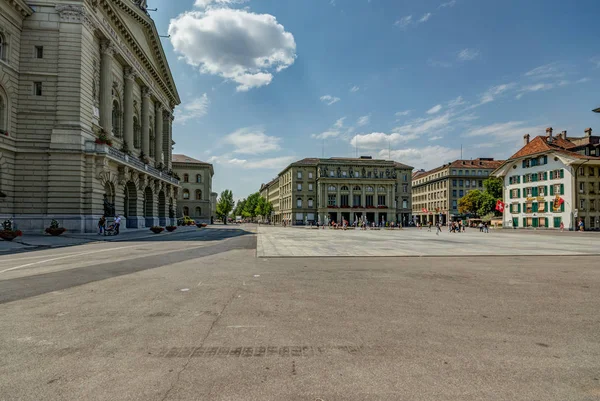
[
  {"x1": 585, "y1": 128, "x2": 592, "y2": 137},
  {"x1": 523, "y1": 134, "x2": 530, "y2": 145},
  {"x1": 546, "y1": 127, "x2": 553, "y2": 138},
  {"x1": 561, "y1": 130, "x2": 567, "y2": 139}
]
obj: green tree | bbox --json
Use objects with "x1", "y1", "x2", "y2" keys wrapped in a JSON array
[
  {"x1": 477, "y1": 191, "x2": 498, "y2": 216},
  {"x1": 458, "y1": 190, "x2": 483, "y2": 215},
  {"x1": 243, "y1": 192, "x2": 261, "y2": 219},
  {"x1": 255, "y1": 196, "x2": 267, "y2": 220},
  {"x1": 483, "y1": 177, "x2": 503, "y2": 200},
  {"x1": 216, "y1": 190, "x2": 234, "y2": 224},
  {"x1": 232, "y1": 199, "x2": 245, "y2": 217}
]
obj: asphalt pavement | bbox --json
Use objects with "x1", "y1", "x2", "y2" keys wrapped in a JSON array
[{"x1": 0, "y1": 225, "x2": 598, "y2": 401}]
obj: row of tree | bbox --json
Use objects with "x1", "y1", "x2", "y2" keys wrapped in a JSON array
[
  {"x1": 457, "y1": 177, "x2": 503, "y2": 221},
  {"x1": 232, "y1": 192, "x2": 274, "y2": 221}
]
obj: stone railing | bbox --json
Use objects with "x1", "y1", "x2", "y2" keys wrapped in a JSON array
[{"x1": 88, "y1": 141, "x2": 179, "y2": 185}]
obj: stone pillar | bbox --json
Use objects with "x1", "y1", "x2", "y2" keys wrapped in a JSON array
[
  {"x1": 123, "y1": 68, "x2": 135, "y2": 150},
  {"x1": 336, "y1": 186, "x2": 340, "y2": 208},
  {"x1": 99, "y1": 40, "x2": 114, "y2": 135},
  {"x1": 361, "y1": 189, "x2": 365, "y2": 208},
  {"x1": 349, "y1": 185, "x2": 353, "y2": 207},
  {"x1": 155, "y1": 103, "x2": 163, "y2": 165},
  {"x1": 168, "y1": 113, "x2": 174, "y2": 170},
  {"x1": 141, "y1": 87, "x2": 151, "y2": 157}
]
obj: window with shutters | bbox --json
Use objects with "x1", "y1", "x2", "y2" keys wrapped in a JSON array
[
  {"x1": 538, "y1": 186, "x2": 546, "y2": 196},
  {"x1": 525, "y1": 203, "x2": 533, "y2": 213},
  {"x1": 526, "y1": 187, "x2": 533, "y2": 197},
  {"x1": 538, "y1": 202, "x2": 546, "y2": 212}
]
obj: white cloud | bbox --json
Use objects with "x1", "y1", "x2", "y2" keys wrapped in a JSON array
[
  {"x1": 418, "y1": 13, "x2": 432, "y2": 23},
  {"x1": 350, "y1": 85, "x2": 360, "y2": 92},
  {"x1": 350, "y1": 132, "x2": 418, "y2": 149},
  {"x1": 169, "y1": 8, "x2": 296, "y2": 92},
  {"x1": 224, "y1": 127, "x2": 282, "y2": 154},
  {"x1": 519, "y1": 82, "x2": 554, "y2": 93},
  {"x1": 429, "y1": 135, "x2": 443, "y2": 141},
  {"x1": 175, "y1": 93, "x2": 209, "y2": 124},
  {"x1": 439, "y1": 0, "x2": 457, "y2": 8},
  {"x1": 209, "y1": 155, "x2": 296, "y2": 169},
  {"x1": 427, "y1": 104, "x2": 442, "y2": 114},
  {"x1": 395, "y1": 15, "x2": 413, "y2": 29},
  {"x1": 381, "y1": 146, "x2": 462, "y2": 170},
  {"x1": 455, "y1": 113, "x2": 478, "y2": 122},
  {"x1": 447, "y1": 95, "x2": 466, "y2": 108},
  {"x1": 463, "y1": 121, "x2": 526, "y2": 138},
  {"x1": 458, "y1": 48, "x2": 480, "y2": 61},
  {"x1": 577, "y1": 77, "x2": 590, "y2": 83},
  {"x1": 357, "y1": 115, "x2": 370, "y2": 126},
  {"x1": 524, "y1": 63, "x2": 565, "y2": 80},
  {"x1": 194, "y1": 0, "x2": 249, "y2": 8},
  {"x1": 479, "y1": 82, "x2": 516, "y2": 104},
  {"x1": 395, "y1": 110, "x2": 411, "y2": 117},
  {"x1": 312, "y1": 130, "x2": 341, "y2": 140},
  {"x1": 334, "y1": 117, "x2": 346, "y2": 129},
  {"x1": 320, "y1": 95, "x2": 341, "y2": 105}
]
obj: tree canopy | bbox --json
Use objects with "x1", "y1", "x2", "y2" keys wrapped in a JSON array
[
  {"x1": 216, "y1": 190, "x2": 234, "y2": 224},
  {"x1": 457, "y1": 176, "x2": 505, "y2": 217}
]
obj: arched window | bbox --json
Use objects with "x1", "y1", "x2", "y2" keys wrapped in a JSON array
[
  {"x1": 183, "y1": 174, "x2": 189, "y2": 183},
  {"x1": 341, "y1": 185, "x2": 349, "y2": 191},
  {"x1": 0, "y1": 33, "x2": 6, "y2": 61},
  {"x1": 366, "y1": 186, "x2": 374, "y2": 192},
  {"x1": 133, "y1": 115, "x2": 141, "y2": 148},
  {"x1": 149, "y1": 127, "x2": 155, "y2": 157},
  {"x1": 112, "y1": 99, "x2": 122, "y2": 137},
  {"x1": 183, "y1": 189, "x2": 190, "y2": 199},
  {"x1": 378, "y1": 186, "x2": 385, "y2": 192},
  {"x1": 196, "y1": 174, "x2": 202, "y2": 183},
  {"x1": 353, "y1": 185, "x2": 361, "y2": 191},
  {"x1": 183, "y1": 206, "x2": 189, "y2": 216},
  {"x1": 328, "y1": 185, "x2": 336, "y2": 192},
  {"x1": 195, "y1": 207, "x2": 202, "y2": 216},
  {"x1": 195, "y1": 189, "x2": 202, "y2": 200}
]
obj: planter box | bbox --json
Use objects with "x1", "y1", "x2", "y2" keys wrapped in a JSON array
[
  {"x1": 45, "y1": 227, "x2": 67, "y2": 236},
  {"x1": 166, "y1": 226, "x2": 177, "y2": 232},
  {"x1": 0, "y1": 231, "x2": 22, "y2": 241},
  {"x1": 150, "y1": 227, "x2": 164, "y2": 234}
]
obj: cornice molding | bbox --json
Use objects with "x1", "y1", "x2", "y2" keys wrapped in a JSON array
[{"x1": 5, "y1": 0, "x2": 34, "y2": 18}]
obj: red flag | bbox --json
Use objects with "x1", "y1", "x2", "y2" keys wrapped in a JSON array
[
  {"x1": 422, "y1": 208, "x2": 428, "y2": 213},
  {"x1": 558, "y1": 197, "x2": 564, "y2": 205},
  {"x1": 495, "y1": 200, "x2": 505, "y2": 212},
  {"x1": 553, "y1": 195, "x2": 564, "y2": 210}
]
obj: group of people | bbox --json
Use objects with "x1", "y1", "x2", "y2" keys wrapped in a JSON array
[
  {"x1": 477, "y1": 222, "x2": 490, "y2": 233},
  {"x1": 97, "y1": 215, "x2": 121, "y2": 235}
]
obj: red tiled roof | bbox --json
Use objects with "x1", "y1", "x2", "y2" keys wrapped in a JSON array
[
  {"x1": 172, "y1": 154, "x2": 212, "y2": 164},
  {"x1": 509, "y1": 135, "x2": 582, "y2": 160}
]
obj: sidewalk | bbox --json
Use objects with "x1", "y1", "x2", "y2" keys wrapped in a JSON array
[{"x1": 0, "y1": 226, "x2": 201, "y2": 253}]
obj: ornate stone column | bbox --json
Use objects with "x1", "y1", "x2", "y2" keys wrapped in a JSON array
[
  {"x1": 99, "y1": 40, "x2": 115, "y2": 135},
  {"x1": 123, "y1": 67, "x2": 135, "y2": 150},
  {"x1": 141, "y1": 87, "x2": 151, "y2": 157},
  {"x1": 154, "y1": 103, "x2": 163, "y2": 165},
  {"x1": 349, "y1": 185, "x2": 353, "y2": 207}
]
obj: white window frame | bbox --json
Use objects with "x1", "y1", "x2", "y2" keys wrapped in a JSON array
[
  {"x1": 297, "y1": 171, "x2": 302, "y2": 179},
  {"x1": 297, "y1": 183, "x2": 302, "y2": 191}
]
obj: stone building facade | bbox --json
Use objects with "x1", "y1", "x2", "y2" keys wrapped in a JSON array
[
  {"x1": 260, "y1": 157, "x2": 413, "y2": 226},
  {"x1": 259, "y1": 176, "x2": 280, "y2": 224},
  {"x1": 172, "y1": 154, "x2": 214, "y2": 224},
  {"x1": 493, "y1": 128, "x2": 600, "y2": 230},
  {"x1": 411, "y1": 158, "x2": 504, "y2": 225},
  {"x1": 0, "y1": 0, "x2": 180, "y2": 232}
]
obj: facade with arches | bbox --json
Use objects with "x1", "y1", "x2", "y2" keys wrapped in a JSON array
[
  {"x1": 259, "y1": 157, "x2": 414, "y2": 226},
  {"x1": 0, "y1": 0, "x2": 181, "y2": 232},
  {"x1": 172, "y1": 154, "x2": 215, "y2": 224}
]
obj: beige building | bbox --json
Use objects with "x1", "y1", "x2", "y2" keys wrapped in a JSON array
[
  {"x1": 172, "y1": 154, "x2": 214, "y2": 224},
  {"x1": 259, "y1": 176, "x2": 280, "y2": 223},
  {"x1": 0, "y1": 0, "x2": 181, "y2": 232},
  {"x1": 260, "y1": 156, "x2": 413, "y2": 226},
  {"x1": 412, "y1": 158, "x2": 504, "y2": 225}
]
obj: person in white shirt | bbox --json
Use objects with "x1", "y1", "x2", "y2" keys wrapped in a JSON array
[{"x1": 114, "y1": 215, "x2": 122, "y2": 235}]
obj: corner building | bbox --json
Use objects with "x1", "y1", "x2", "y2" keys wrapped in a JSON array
[
  {"x1": 172, "y1": 154, "x2": 214, "y2": 224},
  {"x1": 260, "y1": 157, "x2": 413, "y2": 226},
  {"x1": 412, "y1": 158, "x2": 504, "y2": 225},
  {"x1": 493, "y1": 128, "x2": 600, "y2": 230},
  {"x1": 0, "y1": 0, "x2": 181, "y2": 232}
]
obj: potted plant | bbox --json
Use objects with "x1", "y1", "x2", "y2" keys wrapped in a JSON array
[
  {"x1": 0, "y1": 220, "x2": 23, "y2": 241},
  {"x1": 95, "y1": 129, "x2": 113, "y2": 147},
  {"x1": 45, "y1": 219, "x2": 67, "y2": 236},
  {"x1": 150, "y1": 226, "x2": 164, "y2": 234},
  {"x1": 196, "y1": 222, "x2": 208, "y2": 228},
  {"x1": 166, "y1": 225, "x2": 177, "y2": 232}
]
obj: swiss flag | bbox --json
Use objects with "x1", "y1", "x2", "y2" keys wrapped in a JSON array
[
  {"x1": 422, "y1": 208, "x2": 428, "y2": 213},
  {"x1": 495, "y1": 200, "x2": 505, "y2": 212}
]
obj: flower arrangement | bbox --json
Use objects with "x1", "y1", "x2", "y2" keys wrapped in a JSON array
[
  {"x1": 366, "y1": 205, "x2": 376, "y2": 209},
  {"x1": 165, "y1": 226, "x2": 177, "y2": 232},
  {"x1": 377, "y1": 205, "x2": 387, "y2": 209},
  {"x1": 95, "y1": 129, "x2": 113, "y2": 146},
  {"x1": 0, "y1": 220, "x2": 23, "y2": 241},
  {"x1": 150, "y1": 226, "x2": 164, "y2": 234},
  {"x1": 45, "y1": 219, "x2": 66, "y2": 236}
]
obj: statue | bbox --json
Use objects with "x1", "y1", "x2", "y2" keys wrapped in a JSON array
[
  {"x1": 103, "y1": 194, "x2": 115, "y2": 217},
  {"x1": 386, "y1": 169, "x2": 390, "y2": 178},
  {"x1": 362, "y1": 167, "x2": 366, "y2": 178},
  {"x1": 337, "y1": 167, "x2": 341, "y2": 178},
  {"x1": 323, "y1": 166, "x2": 329, "y2": 177},
  {"x1": 374, "y1": 168, "x2": 378, "y2": 178},
  {"x1": 349, "y1": 167, "x2": 354, "y2": 177}
]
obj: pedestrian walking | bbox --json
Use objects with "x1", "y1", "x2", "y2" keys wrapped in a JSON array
[
  {"x1": 560, "y1": 221, "x2": 564, "y2": 232},
  {"x1": 484, "y1": 222, "x2": 489, "y2": 233},
  {"x1": 436, "y1": 222, "x2": 441, "y2": 235},
  {"x1": 114, "y1": 214, "x2": 122, "y2": 235},
  {"x1": 98, "y1": 215, "x2": 106, "y2": 235},
  {"x1": 427, "y1": 221, "x2": 432, "y2": 232}
]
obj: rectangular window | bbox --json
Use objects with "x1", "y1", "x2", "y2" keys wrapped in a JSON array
[
  {"x1": 342, "y1": 171, "x2": 347, "y2": 177},
  {"x1": 327, "y1": 195, "x2": 336, "y2": 206},
  {"x1": 553, "y1": 217, "x2": 562, "y2": 228},
  {"x1": 354, "y1": 171, "x2": 359, "y2": 178},
  {"x1": 308, "y1": 172, "x2": 313, "y2": 179},
  {"x1": 580, "y1": 199, "x2": 585, "y2": 210},
  {"x1": 452, "y1": 179, "x2": 457, "y2": 186},
  {"x1": 297, "y1": 172, "x2": 302, "y2": 179},
  {"x1": 297, "y1": 199, "x2": 302, "y2": 208},
  {"x1": 452, "y1": 190, "x2": 457, "y2": 197},
  {"x1": 526, "y1": 203, "x2": 533, "y2": 213},
  {"x1": 458, "y1": 170, "x2": 463, "y2": 175},
  {"x1": 353, "y1": 194, "x2": 361, "y2": 206},
  {"x1": 478, "y1": 180, "x2": 483, "y2": 188},
  {"x1": 35, "y1": 46, "x2": 44, "y2": 59},
  {"x1": 403, "y1": 174, "x2": 408, "y2": 182},
  {"x1": 590, "y1": 182, "x2": 595, "y2": 194},
  {"x1": 330, "y1": 171, "x2": 334, "y2": 177},
  {"x1": 452, "y1": 170, "x2": 456, "y2": 175},
  {"x1": 459, "y1": 190, "x2": 464, "y2": 197},
  {"x1": 402, "y1": 199, "x2": 408, "y2": 208},
  {"x1": 590, "y1": 167, "x2": 596, "y2": 177},
  {"x1": 579, "y1": 182, "x2": 584, "y2": 193},
  {"x1": 402, "y1": 184, "x2": 408, "y2": 193},
  {"x1": 308, "y1": 183, "x2": 313, "y2": 191},
  {"x1": 340, "y1": 194, "x2": 349, "y2": 207},
  {"x1": 308, "y1": 199, "x2": 314, "y2": 207},
  {"x1": 295, "y1": 213, "x2": 303, "y2": 221},
  {"x1": 465, "y1": 180, "x2": 470, "y2": 188},
  {"x1": 33, "y1": 82, "x2": 43, "y2": 96},
  {"x1": 377, "y1": 195, "x2": 386, "y2": 206},
  {"x1": 538, "y1": 202, "x2": 546, "y2": 212},
  {"x1": 538, "y1": 186, "x2": 546, "y2": 197},
  {"x1": 366, "y1": 195, "x2": 374, "y2": 207},
  {"x1": 459, "y1": 180, "x2": 464, "y2": 187},
  {"x1": 297, "y1": 183, "x2": 302, "y2": 191},
  {"x1": 526, "y1": 187, "x2": 533, "y2": 197},
  {"x1": 472, "y1": 180, "x2": 476, "y2": 187},
  {"x1": 579, "y1": 167, "x2": 584, "y2": 175}
]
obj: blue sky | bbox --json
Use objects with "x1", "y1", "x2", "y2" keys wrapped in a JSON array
[{"x1": 150, "y1": 0, "x2": 600, "y2": 201}]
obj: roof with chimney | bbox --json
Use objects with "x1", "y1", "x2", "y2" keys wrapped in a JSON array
[{"x1": 510, "y1": 128, "x2": 599, "y2": 160}]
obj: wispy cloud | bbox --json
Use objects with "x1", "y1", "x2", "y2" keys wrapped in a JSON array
[
  {"x1": 577, "y1": 77, "x2": 591, "y2": 83},
  {"x1": 395, "y1": 110, "x2": 411, "y2": 117},
  {"x1": 320, "y1": 95, "x2": 341, "y2": 105},
  {"x1": 427, "y1": 104, "x2": 443, "y2": 114},
  {"x1": 395, "y1": 15, "x2": 413, "y2": 29},
  {"x1": 393, "y1": 113, "x2": 453, "y2": 137},
  {"x1": 429, "y1": 135, "x2": 443, "y2": 141},
  {"x1": 419, "y1": 13, "x2": 432, "y2": 23},
  {"x1": 447, "y1": 95, "x2": 466, "y2": 108},
  {"x1": 175, "y1": 93, "x2": 210, "y2": 124},
  {"x1": 357, "y1": 115, "x2": 370, "y2": 126},
  {"x1": 438, "y1": 0, "x2": 457, "y2": 8},
  {"x1": 209, "y1": 155, "x2": 296, "y2": 170},
  {"x1": 334, "y1": 117, "x2": 346, "y2": 129},
  {"x1": 524, "y1": 62, "x2": 566, "y2": 80},
  {"x1": 458, "y1": 48, "x2": 480, "y2": 61},
  {"x1": 515, "y1": 83, "x2": 554, "y2": 99},
  {"x1": 350, "y1": 85, "x2": 360, "y2": 92},
  {"x1": 382, "y1": 146, "x2": 462, "y2": 170},
  {"x1": 479, "y1": 82, "x2": 516, "y2": 104}
]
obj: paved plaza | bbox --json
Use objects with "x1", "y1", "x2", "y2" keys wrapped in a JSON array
[
  {"x1": 1, "y1": 225, "x2": 599, "y2": 400},
  {"x1": 257, "y1": 225, "x2": 600, "y2": 257}
]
